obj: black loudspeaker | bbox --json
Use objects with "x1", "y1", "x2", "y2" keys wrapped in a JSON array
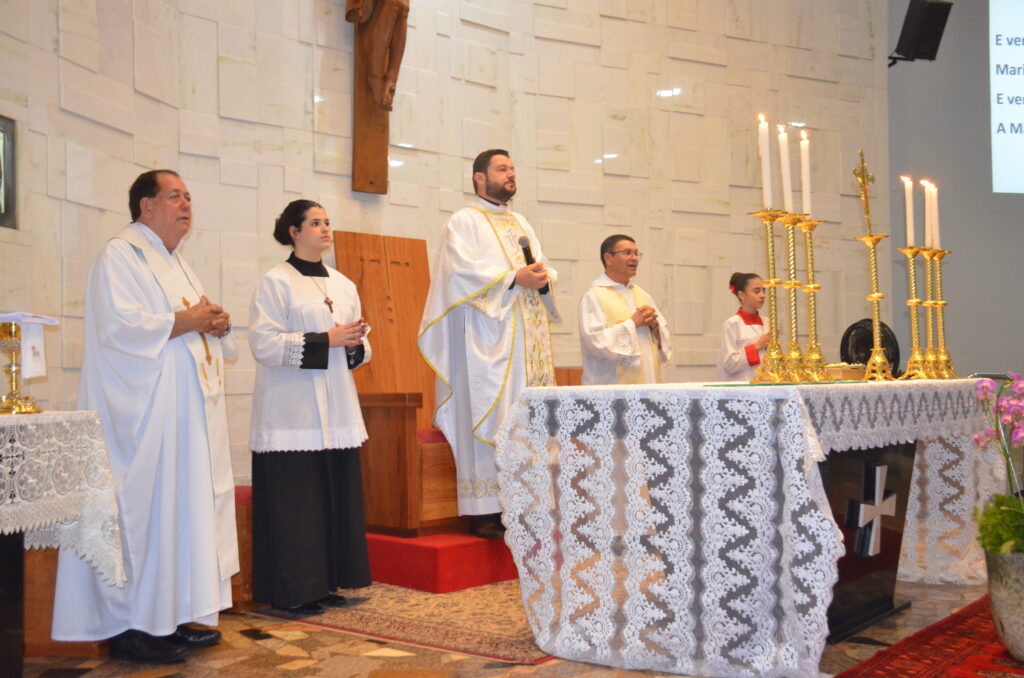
[{"x1": 893, "y1": 0, "x2": 952, "y2": 63}]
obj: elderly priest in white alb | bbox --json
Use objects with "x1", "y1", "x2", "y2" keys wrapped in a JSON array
[
  {"x1": 418, "y1": 149, "x2": 559, "y2": 539},
  {"x1": 52, "y1": 170, "x2": 238, "y2": 665}
]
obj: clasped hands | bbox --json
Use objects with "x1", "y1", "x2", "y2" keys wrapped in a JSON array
[
  {"x1": 328, "y1": 318, "x2": 369, "y2": 348},
  {"x1": 631, "y1": 305, "x2": 659, "y2": 329},
  {"x1": 174, "y1": 296, "x2": 231, "y2": 339}
]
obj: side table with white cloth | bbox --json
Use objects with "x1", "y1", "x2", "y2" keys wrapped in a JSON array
[
  {"x1": 0, "y1": 411, "x2": 125, "y2": 673},
  {"x1": 495, "y1": 379, "x2": 997, "y2": 678}
]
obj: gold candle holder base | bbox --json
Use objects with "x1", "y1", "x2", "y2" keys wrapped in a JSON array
[
  {"x1": 863, "y1": 347, "x2": 894, "y2": 382},
  {"x1": 802, "y1": 342, "x2": 830, "y2": 382},
  {"x1": 898, "y1": 346, "x2": 930, "y2": 381},
  {"x1": 0, "y1": 322, "x2": 41, "y2": 415},
  {"x1": 748, "y1": 209, "x2": 788, "y2": 384}
]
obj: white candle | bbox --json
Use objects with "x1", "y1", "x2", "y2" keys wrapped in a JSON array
[
  {"x1": 933, "y1": 182, "x2": 941, "y2": 250},
  {"x1": 920, "y1": 180, "x2": 934, "y2": 248},
  {"x1": 901, "y1": 176, "x2": 914, "y2": 247},
  {"x1": 778, "y1": 125, "x2": 794, "y2": 213},
  {"x1": 800, "y1": 130, "x2": 811, "y2": 215},
  {"x1": 758, "y1": 114, "x2": 772, "y2": 208}
]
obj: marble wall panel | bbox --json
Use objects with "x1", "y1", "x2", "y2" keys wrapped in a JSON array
[
  {"x1": 3, "y1": 0, "x2": 892, "y2": 482},
  {"x1": 133, "y1": 0, "x2": 180, "y2": 107}
]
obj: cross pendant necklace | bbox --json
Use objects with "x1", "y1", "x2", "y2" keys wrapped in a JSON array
[{"x1": 311, "y1": 277, "x2": 334, "y2": 313}]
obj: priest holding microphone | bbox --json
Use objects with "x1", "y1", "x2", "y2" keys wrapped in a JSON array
[{"x1": 418, "y1": 149, "x2": 559, "y2": 539}]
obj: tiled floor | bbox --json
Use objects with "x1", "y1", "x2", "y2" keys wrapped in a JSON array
[{"x1": 24, "y1": 580, "x2": 988, "y2": 677}]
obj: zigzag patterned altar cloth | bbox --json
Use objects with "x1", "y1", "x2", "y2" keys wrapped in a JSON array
[
  {"x1": 793, "y1": 379, "x2": 1001, "y2": 586},
  {"x1": 0, "y1": 411, "x2": 126, "y2": 587},
  {"x1": 496, "y1": 384, "x2": 845, "y2": 678},
  {"x1": 495, "y1": 379, "x2": 998, "y2": 677}
]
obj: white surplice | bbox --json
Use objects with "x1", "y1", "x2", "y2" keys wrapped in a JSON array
[
  {"x1": 53, "y1": 222, "x2": 239, "y2": 641},
  {"x1": 418, "y1": 198, "x2": 558, "y2": 515},
  {"x1": 578, "y1": 273, "x2": 672, "y2": 385},
  {"x1": 248, "y1": 260, "x2": 371, "y2": 452},
  {"x1": 715, "y1": 309, "x2": 766, "y2": 382}
]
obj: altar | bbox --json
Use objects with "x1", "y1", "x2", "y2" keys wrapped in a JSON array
[
  {"x1": 494, "y1": 379, "x2": 997, "y2": 678},
  {"x1": 0, "y1": 411, "x2": 125, "y2": 674}
]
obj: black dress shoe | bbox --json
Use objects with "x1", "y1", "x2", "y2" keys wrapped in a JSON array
[
  {"x1": 470, "y1": 513, "x2": 506, "y2": 540},
  {"x1": 272, "y1": 601, "x2": 323, "y2": 615},
  {"x1": 167, "y1": 623, "x2": 222, "y2": 648},
  {"x1": 318, "y1": 594, "x2": 347, "y2": 607},
  {"x1": 109, "y1": 629, "x2": 187, "y2": 665}
]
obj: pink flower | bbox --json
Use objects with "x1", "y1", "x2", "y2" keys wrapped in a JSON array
[
  {"x1": 999, "y1": 396, "x2": 1013, "y2": 413},
  {"x1": 1009, "y1": 371, "x2": 1022, "y2": 382},
  {"x1": 1014, "y1": 381, "x2": 1024, "y2": 396},
  {"x1": 975, "y1": 428, "x2": 998, "y2": 448},
  {"x1": 1003, "y1": 413, "x2": 1015, "y2": 426},
  {"x1": 976, "y1": 379, "x2": 997, "y2": 400}
]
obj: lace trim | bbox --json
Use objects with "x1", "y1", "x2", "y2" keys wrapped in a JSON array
[
  {"x1": 283, "y1": 332, "x2": 306, "y2": 368},
  {"x1": 251, "y1": 427, "x2": 368, "y2": 453},
  {"x1": 0, "y1": 411, "x2": 126, "y2": 586}
]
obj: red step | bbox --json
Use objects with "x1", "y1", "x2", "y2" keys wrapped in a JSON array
[{"x1": 366, "y1": 532, "x2": 519, "y2": 593}]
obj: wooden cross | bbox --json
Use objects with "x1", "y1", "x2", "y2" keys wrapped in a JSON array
[{"x1": 346, "y1": 0, "x2": 410, "y2": 194}]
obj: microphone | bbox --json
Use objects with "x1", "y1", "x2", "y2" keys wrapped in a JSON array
[{"x1": 517, "y1": 236, "x2": 549, "y2": 295}]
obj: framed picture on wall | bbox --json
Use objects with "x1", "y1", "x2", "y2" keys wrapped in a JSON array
[{"x1": 0, "y1": 115, "x2": 15, "y2": 230}]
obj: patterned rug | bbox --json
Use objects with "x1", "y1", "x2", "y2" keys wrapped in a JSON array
[
  {"x1": 251, "y1": 579, "x2": 552, "y2": 665},
  {"x1": 838, "y1": 596, "x2": 1024, "y2": 677}
]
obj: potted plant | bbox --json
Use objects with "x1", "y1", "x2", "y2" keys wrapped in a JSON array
[{"x1": 974, "y1": 373, "x2": 1024, "y2": 661}]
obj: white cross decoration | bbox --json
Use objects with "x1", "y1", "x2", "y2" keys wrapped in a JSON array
[{"x1": 849, "y1": 463, "x2": 897, "y2": 557}]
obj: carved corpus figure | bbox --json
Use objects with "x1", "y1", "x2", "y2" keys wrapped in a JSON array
[{"x1": 346, "y1": 0, "x2": 409, "y2": 111}]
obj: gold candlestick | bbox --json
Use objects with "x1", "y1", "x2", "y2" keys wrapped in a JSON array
[
  {"x1": 921, "y1": 249, "x2": 940, "y2": 377},
  {"x1": 748, "y1": 209, "x2": 787, "y2": 384},
  {"x1": 932, "y1": 249, "x2": 958, "y2": 378},
  {"x1": 0, "y1": 321, "x2": 42, "y2": 414},
  {"x1": 852, "y1": 151, "x2": 893, "y2": 381},
  {"x1": 896, "y1": 247, "x2": 929, "y2": 380},
  {"x1": 798, "y1": 218, "x2": 831, "y2": 382},
  {"x1": 780, "y1": 212, "x2": 807, "y2": 382}
]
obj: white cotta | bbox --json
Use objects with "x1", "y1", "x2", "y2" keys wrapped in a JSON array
[
  {"x1": 418, "y1": 197, "x2": 558, "y2": 515},
  {"x1": 248, "y1": 261, "x2": 371, "y2": 452},
  {"x1": 52, "y1": 222, "x2": 238, "y2": 641},
  {"x1": 715, "y1": 312, "x2": 765, "y2": 382},
  {"x1": 578, "y1": 273, "x2": 672, "y2": 385}
]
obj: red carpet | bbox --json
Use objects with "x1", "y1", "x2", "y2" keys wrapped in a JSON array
[
  {"x1": 838, "y1": 596, "x2": 1024, "y2": 677},
  {"x1": 366, "y1": 532, "x2": 518, "y2": 593}
]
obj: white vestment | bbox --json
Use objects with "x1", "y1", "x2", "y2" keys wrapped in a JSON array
[
  {"x1": 53, "y1": 222, "x2": 239, "y2": 640},
  {"x1": 578, "y1": 273, "x2": 672, "y2": 385},
  {"x1": 418, "y1": 198, "x2": 558, "y2": 515},
  {"x1": 715, "y1": 310, "x2": 766, "y2": 382},
  {"x1": 248, "y1": 260, "x2": 371, "y2": 452}
]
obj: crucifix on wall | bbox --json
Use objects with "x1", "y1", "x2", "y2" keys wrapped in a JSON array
[{"x1": 346, "y1": 0, "x2": 410, "y2": 194}]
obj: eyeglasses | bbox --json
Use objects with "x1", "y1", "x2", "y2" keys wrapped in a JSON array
[{"x1": 610, "y1": 249, "x2": 643, "y2": 259}]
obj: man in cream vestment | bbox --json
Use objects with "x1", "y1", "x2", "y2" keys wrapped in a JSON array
[
  {"x1": 52, "y1": 170, "x2": 238, "y2": 665},
  {"x1": 418, "y1": 149, "x2": 559, "y2": 538},
  {"x1": 579, "y1": 234, "x2": 672, "y2": 385}
]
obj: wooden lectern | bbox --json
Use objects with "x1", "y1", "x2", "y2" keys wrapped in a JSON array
[{"x1": 333, "y1": 231, "x2": 462, "y2": 535}]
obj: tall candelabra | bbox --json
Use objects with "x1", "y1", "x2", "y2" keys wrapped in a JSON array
[
  {"x1": 780, "y1": 213, "x2": 807, "y2": 382},
  {"x1": 921, "y1": 249, "x2": 940, "y2": 377},
  {"x1": 931, "y1": 248, "x2": 958, "y2": 378},
  {"x1": 853, "y1": 151, "x2": 894, "y2": 381},
  {"x1": 896, "y1": 247, "x2": 929, "y2": 380},
  {"x1": 798, "y1": 218, "x2": 831, "y2": 382},
  {"x1": 0, "y1": 321, "x2": 41, "y2": 414},
  {"x1": 749, "y1": 209, "x2": 787, "y2": 384}
]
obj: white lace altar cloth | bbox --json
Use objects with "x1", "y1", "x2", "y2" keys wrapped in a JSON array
[
  {"x1": 496, "y1": 384, "x2": 845, "y2": 678},
  {"x1": 790, "y1": 378, "x2": 1002, "y2": 585},
  {"x1": 0, "y1": 411, "x2": 126, "y2": 587}
]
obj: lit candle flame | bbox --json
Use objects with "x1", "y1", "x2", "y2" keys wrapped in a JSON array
[{"x1": 801, "y1": 130, "x2": 808, "y2": 141}]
